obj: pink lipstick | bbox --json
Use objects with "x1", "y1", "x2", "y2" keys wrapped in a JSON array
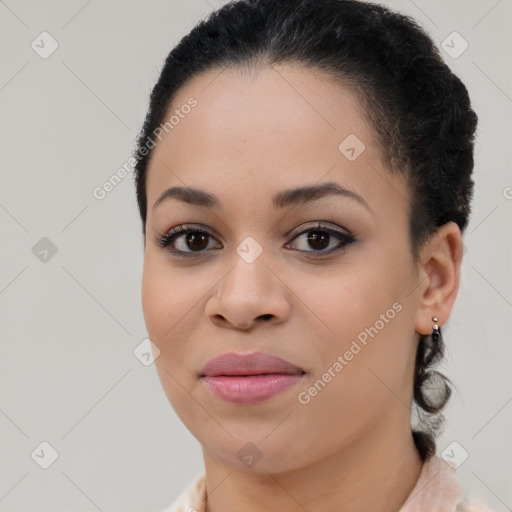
[{"x1": 199, "y1": 351, "x2": 305, "y2": 404}]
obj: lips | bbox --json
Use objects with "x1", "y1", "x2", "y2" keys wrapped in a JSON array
[
  {"x1": 199, "y1": 351, "x2": 306, "y2": 404},
  {"x1": 199, "y1": 351, "x2": 305, "y2": 377}
]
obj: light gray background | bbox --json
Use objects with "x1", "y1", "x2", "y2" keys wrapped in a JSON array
[{"x1": 0, "y1": 0, "x2": 510, "y2": 510}]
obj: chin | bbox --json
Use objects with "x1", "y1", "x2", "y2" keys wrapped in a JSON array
[{"x1": 200, "y1": 433, "x2": 315, "y2": 475}]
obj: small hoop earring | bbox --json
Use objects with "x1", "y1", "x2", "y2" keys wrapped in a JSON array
[{"x1": 431, "y1": 316, "x2": 441, "y2": 341}]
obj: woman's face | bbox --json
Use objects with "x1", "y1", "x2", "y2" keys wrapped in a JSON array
[{"x1": 142, "y1": 63, "x2": 425, "y2": 473}]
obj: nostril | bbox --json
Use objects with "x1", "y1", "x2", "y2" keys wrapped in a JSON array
[{"x1": 258, "y1": 314, "x2": 273, "y2": 321}]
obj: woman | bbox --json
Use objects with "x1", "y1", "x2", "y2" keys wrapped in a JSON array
[{"x1": 132, "y1": 0, "x2": 492, "y2": 510}]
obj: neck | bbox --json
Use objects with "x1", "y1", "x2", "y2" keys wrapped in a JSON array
[{"x1": 202, "y1": 414, "x2": 424, "y2": 512}]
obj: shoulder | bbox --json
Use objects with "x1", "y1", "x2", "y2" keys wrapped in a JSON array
[
  {"x1": 456, "y1": 496, "x2": 496, "y2": 512},
  {"x1": 399, "y1": 455, "x2": 495, "y2": 512},
  {"x1": 159, "y1": 473, "x2": 207, "y2": 512},
  {"x1": 162, "y1": 458, "x2": 496, "y2": 512}
]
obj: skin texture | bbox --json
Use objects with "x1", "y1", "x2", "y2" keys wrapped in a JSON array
[{"x1": 141, "y1": 63, "x2": 463, "y2": 512}]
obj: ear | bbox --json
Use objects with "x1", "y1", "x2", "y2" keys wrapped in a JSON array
[{"x1": 414, "y1": 221, "x2": 463, "y2": 336}]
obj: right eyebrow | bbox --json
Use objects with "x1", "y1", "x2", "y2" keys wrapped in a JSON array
[{"x1": 152, "y1": 186, "x2": 219, "y2": 211}]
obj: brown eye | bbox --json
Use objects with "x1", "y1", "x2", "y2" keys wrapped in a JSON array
[
  {"x1": 306, "y1": 230, "x2": 330, "y2": 251},
  {"x1": 155, "y1": 225, "x2": 222, "y2": 256},
  {"x1": 185, "y1": 232, "x2": 209, "y2": 251},
  {"x1": 286, "y1": 224, "x2": 356, "y2": 257}
]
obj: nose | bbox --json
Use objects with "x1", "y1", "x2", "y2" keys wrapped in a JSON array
[{"x1": 205, "y1": 252, "x2": 291, "y2": 331}]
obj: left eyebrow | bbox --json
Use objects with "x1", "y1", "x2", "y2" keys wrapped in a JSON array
[
  {"x1": 152, "y1": 181, "x2": 371, "y2": 213},
  {"x1": 272, "y1": 182, "x2": 371, "y2": 213}
]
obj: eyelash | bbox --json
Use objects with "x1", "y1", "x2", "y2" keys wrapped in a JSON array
[{"x1": 154, "y1": 222, "x2": 357, "y2": 259}]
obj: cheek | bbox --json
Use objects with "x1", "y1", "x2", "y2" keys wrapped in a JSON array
[
  {"x1": 141, "y1": 252, "x2": 218, "y2": 388},
  {"x1": 141, "y1": 253, "x2": 196, "y2": 341},
  {"x1": 141, "y1": 259, "x2": 168, "y2": 341},
  {"x1": 294, "y1": 330, "x2": 411, "y2": 455},
  {"x1": 299, "y1": 268, "x2": 399, "y2": 345},
  {"x1": 295, "y1": 270, "x2": 411, "y2": 418},
  {"x1": 141, "y1": 255, "x2": 201, "y2": 416}
]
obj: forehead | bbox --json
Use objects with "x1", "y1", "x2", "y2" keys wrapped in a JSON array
[{"x1": 145, "y1": 63, "x2": 408, "y2": 216}]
